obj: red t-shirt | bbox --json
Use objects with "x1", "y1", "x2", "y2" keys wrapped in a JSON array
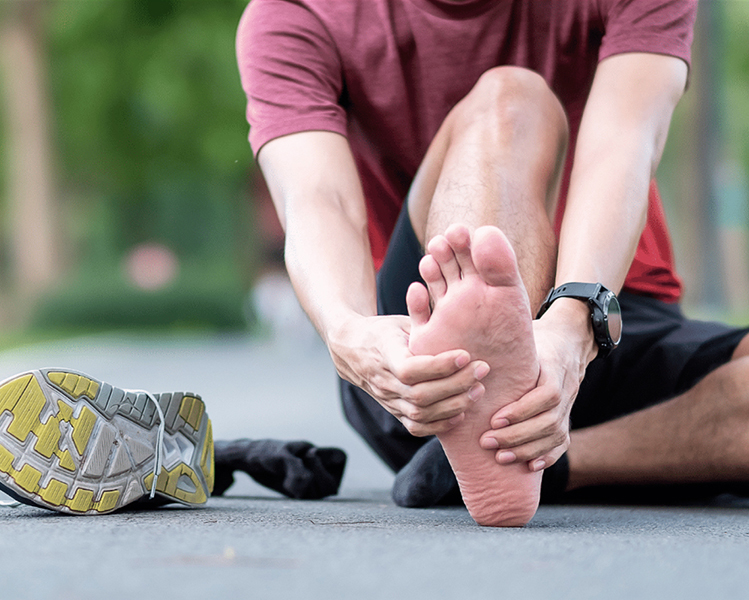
[{"x1": 238, "y1": 0, "x2": 697, "y2": 302}]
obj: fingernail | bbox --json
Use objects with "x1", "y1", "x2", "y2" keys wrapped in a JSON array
[
  {"x1": 481, "y1": 437, "x2": 499, "y2": 449},
  {"x1": 532, "y1": 460, "x2": 546, "y2": 472},
  {"x1": 467, "y1": 384, "x2": 484, "y2": 402},
  {"x1": 493, "y1": 418, "x2": 510, "y2": 429},
  {"x1": 474, "y1": 363, "x2": 490, "y2": 380},
  {"x1": 497, "y1": 451, "x2": 516, "y2": 464},
  {"x1": 448, "y1": 413, "x2": 465, "y2": 426},
  {"x1": 455, "y1": 353, "x2": 470, "y2": 368}
]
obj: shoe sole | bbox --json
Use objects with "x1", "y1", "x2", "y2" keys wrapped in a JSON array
[{"x1": 0, "y1": 368, "x2": 214, "y2": 515}]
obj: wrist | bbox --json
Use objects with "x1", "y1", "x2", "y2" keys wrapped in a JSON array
[
  {"x1": 324, "y1": 309, "x2": 367, "y2": 350},
  {"x1": 539, "y1": 298, "x2": 598, "y2": 364}
]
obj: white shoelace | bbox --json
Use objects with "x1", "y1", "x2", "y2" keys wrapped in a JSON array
[{"x1": 127, "y1": 389, "x2": 167, "y2": 500}]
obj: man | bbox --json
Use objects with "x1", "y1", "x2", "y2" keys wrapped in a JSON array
[{"x1": 238, "y1": 0, "x2": 749, "y2": 526}]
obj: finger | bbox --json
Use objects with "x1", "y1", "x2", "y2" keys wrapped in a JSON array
[
  {"x1": 394, "y1": 382, "x2": 484, "y2": 423},
  {"x1": 528, "y1": 445, "x2": 567, "y2": 473},
  {"x1": 480, "y1": 418, "x2": 570, "y2": 464},
  {"x1": 488, "y1": 424, "x2": 570, "y2": 465},
  {"x1": 395, "y1": 353, "x2": 488, "y2": 386},
  {"x1": 480, "y1": 410, "x2": 560, "y2": 450},
  {"x1": 399, "y1": 411, "x2": 465, "y2": 437},
  {"x1": 489, "y1": 385, "x2": 559, "y2": 428},
  {"x1": 403, "y1": 367, "x2": 487, "y2": 411}
]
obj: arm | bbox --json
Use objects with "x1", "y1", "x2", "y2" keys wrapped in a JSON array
[
  {"x1": 480, "y1": 52, "x2": 689, "y2": 469},
  {"x1": 258, "y1": 131, "x2": 489, "y2": 436}
]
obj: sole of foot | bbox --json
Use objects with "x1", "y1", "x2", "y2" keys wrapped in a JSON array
[
  {"x1": 408, "y1": 224, "x2": 542, "y2": 527},
  {"x1": 0, "y1": 368, "x2": 214, "y2": 515}
]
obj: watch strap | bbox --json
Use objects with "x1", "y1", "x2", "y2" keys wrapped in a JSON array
[{"x1": 536, "y1": 282, "x2": 603, "y2": 319}]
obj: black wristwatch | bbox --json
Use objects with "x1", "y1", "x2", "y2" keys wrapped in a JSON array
[{"x1": 536, "y1": 282, "x2": 622, "y2": 358}]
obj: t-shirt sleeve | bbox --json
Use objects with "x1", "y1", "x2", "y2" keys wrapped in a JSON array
[
  {"x1": 599, "y1": 0, "x2": 697, "y2": 67},
  {"x1": 236, "y1": 0, "x2": 347, "y2": 157}
]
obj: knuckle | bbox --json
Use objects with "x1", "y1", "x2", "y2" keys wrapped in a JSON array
[
  {"x1": 404, "y1": 405, "x2": 425, "y2": 423},
  {"x1": 406, "y1": 387, "x2": 428, "y2": 407},
  {"x1": 515, "y1": 447, "x2": 535, "y2": 462},
  {"x1": 404, "y1": 421, "x2": 428, "y2": 437},
  {"x1": 541, "y1": 419, "x2": 559, "y2": 437},
  {"x1": 389, "y1": 363, "x2": 408, "y2": 383},
  {"x1": 543, "y1": 390, "x2": 563, "y2": 409},
  {"x1": 395, "y1": 362, "x2": 420, "y2": 386},
  {"x1": 369, "y1": 374, "x2": 391, "y2": 397}
]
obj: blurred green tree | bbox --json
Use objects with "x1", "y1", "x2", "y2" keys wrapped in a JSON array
[{"x1": 1, "y1": 0, "x2": 256, "y2": 333}]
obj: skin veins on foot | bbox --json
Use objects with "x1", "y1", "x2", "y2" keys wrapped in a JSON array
[{"x1": 407, "y1": 224, "x2": 542, "y2": 526}]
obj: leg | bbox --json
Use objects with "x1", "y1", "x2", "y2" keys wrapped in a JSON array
[
  {"x1": 408, "y1": 66, "x2": 568, "y2": 307},
  {"x1": 401, "y1": 68, "x2": 568, "y2": 525},
  {"x1": 557, "y1": 295, "x2": 749, "y2": 496},
  {"x1": 346, "y1": 68, "x2": 569, "y2": 519},
  {"x1": 568, "y1": 350, "x2": 749, "y2": 490}
]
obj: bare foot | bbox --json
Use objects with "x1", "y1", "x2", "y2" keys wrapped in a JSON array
[{"x1": 407, "y1": 224, "x2": 541, "y2": 526}]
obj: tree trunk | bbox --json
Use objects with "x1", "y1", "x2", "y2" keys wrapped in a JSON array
[{"x1": 0, "y1": 0, "x2": 59, "y2": 318}]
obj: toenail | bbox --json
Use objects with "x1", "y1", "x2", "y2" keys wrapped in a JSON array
[
  {"x1": 468, "y1": 384, "x2": 484, "y2": 402},
  {"x1": 474, "y1": 363, "x2": 490, "y2": 380}
]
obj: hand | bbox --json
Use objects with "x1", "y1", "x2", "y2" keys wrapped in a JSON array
[
  {"x1": 478, "y1": 299, "x2": 596, "y2": 471},
  {"x1": 329, "y1": 313, "x2": 490, "y2": 437}
]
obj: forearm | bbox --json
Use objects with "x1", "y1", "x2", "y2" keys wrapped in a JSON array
[
  {"x1": 544, "y1": 52, "x2": 687, "y2": 362},
  {"x1": 259, "y1": 132, "x2": 376, "y2": 345},
  {"x1": 557, "y1": 139, "x2": 651, "y2": 294},
  {"x1": 284, "y1": 197, "x2": 376, "y2": 340}
]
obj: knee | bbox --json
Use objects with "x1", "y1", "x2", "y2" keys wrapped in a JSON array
[
  {"x1": 719, "y1": 356, "x2": 749, "y2": 406},
  {"x1": 451, "y1": 67, "x2": 568, "y2": 142}
]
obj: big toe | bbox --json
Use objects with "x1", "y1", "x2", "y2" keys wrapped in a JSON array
[{"x1": 471, "y1": 226, "x2": 522, "y2": 288}]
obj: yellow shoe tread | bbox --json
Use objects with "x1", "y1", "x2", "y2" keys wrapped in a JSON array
[
  {"x1": 0, "y1": 371, "x2": 211, "y2": 514},
  {"x1": 6, "y1": 378, "x2": 46, "y2": 442}
]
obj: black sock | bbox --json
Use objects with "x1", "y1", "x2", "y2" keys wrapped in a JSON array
[
  {"x1": 391, "y1": 437, "x2": 462, "y2": 508},
  {"x1": 212, "y1": 439, "x2": 347, "y2": 500},
  {"x1": 539, "y1": 453, "x2": 569, "y2": 504}
]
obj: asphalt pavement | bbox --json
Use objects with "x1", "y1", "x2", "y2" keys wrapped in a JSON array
[{"x1": 1, "y1": 329, "x2": 748, "y2": 600}]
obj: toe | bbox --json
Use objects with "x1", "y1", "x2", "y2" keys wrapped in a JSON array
[
  {"x1": 427, "y1": 235, "x2": 461, "y2": 283},
  {"x1": 445, "y1": 224, "x2": 477, "y2": 277},
  {"x1": 419, "y1": 254, "x2": 447, "y2": 301},
  {"x1": 472, "y1": 226, "x2": 522, "y2": 288},
  {"x1": 406, "y1": 282, "x2": 431, "y2": 327}
]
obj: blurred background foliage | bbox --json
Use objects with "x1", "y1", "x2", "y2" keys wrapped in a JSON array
[
  {"x1": 0, "y1": 0, "x2": 257, "y2": 339},
  {"x1": 0, "y1": 0, "x2": 748, "y2": 343},
  {"x1": 658, "y1": 0, "x2": 749, "y2": 319}
]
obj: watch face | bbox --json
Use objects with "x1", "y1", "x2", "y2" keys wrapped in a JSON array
[{"x1": 605, "y1": 293, "x2": 622, "y2": 345}]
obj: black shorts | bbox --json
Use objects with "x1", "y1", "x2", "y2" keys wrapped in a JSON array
[{"x1": 340, "y1": 205, "x2": 749, "y2": 476}]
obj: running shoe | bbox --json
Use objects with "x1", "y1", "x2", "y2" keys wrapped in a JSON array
[{"x1": 0, "y1": 368, "x2": 214, "y2": 514}]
